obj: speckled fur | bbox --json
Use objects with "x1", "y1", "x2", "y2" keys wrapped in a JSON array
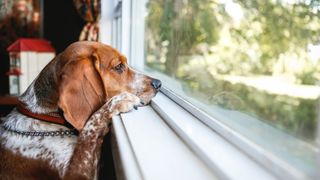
[
  {"x1": 0, "y1": 83, "x2": 77, "y2": 177},
  {"x1": 63, "y1": 92, "x2": 141, "y2": 179},
  {"x1": 0, "y1": 86, "x2": 141, "y2": 179}
]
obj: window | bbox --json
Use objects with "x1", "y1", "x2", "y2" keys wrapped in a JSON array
[
  {"x1": 127, "y1": 0, "x2": 320, "y2": 178},
  {"x1": 101, "y1": 0, "x2": 320, "y2": 178}
]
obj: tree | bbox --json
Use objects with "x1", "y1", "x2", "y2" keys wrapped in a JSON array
[
  {"x1": 146, "y1": 0, "x2": 228, "y2": 76},
  {"x1": 145, "y1": 0, "x2": 320, "y2": 140},
  {"x1": 146, "y1": 0, "x2": 320, "y2": 80},
  {"x1": 233, "y1": 0, "x2": 320, "y2": 75}
]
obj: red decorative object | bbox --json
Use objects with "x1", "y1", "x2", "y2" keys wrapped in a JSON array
[
  {"x1": 6, "y1": 68, "x2": 22, "y2": 76},
  {"x1": 6, "y1": 38, "x2": 56, "y2": 95},
  {"x1": 7, "y1": 38, "x2": 55, "y2": 52}
]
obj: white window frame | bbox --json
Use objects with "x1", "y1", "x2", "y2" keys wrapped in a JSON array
[{"x1": 100, "y1": 0, "x2": 320, "y2": 179}]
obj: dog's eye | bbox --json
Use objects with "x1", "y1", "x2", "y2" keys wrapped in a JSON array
[{"x1": 114, "y1": 63, "x2": 125, "y2": 73}]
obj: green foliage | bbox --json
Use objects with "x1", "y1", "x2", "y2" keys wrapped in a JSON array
[
  {"x1": 146, "y1": 0, "x2": 228, "y2": 76},
  {"x1": 145, "y1": 0, "x2": 320, "y2": 141},
  {"x1": 234, "y1": 0, "x2": 320, "y2": 75},
  {"x1": 180, "y1": 64, "x2": 317, "y2": 140}
]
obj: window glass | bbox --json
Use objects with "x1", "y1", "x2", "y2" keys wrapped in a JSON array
[{"x1": 143, "y1": 0, "x2": 319, "y2": 175}]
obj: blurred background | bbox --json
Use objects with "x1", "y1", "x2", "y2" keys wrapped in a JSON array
[
  {"x1": 0, "y1": 0, "x2": 86, "y2": 97},
  {"x1": 145, "y1": 0, "x2": 320, "y2": 143},
  {"x1": 0, "y1": 0, "x2": 99, "y2": 117}
]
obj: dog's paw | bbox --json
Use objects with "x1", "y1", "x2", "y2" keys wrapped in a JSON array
[{"x1": 106, "y1": 92, "x2": 141, "y2": 116}]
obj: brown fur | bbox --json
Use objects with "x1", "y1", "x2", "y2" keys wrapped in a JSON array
[{"x1": 0, "y1": 147, "x2": 60, "y2": 180}]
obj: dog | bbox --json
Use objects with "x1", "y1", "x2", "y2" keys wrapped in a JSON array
[{"x1": 0, "y1": 41, "x2": 161, "y2": 179}]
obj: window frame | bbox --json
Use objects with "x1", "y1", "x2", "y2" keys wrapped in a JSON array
[{"x1": 100, "y1": 0, "x2": 320, "y2": 179}]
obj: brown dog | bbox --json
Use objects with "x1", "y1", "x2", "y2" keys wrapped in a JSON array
[{"x1": 0, "y1": 41, "x2": 161, "y2": 179}]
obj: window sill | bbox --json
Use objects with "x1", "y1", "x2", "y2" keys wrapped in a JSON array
[
  {"x1": 111, "y1": 92, "x2": 280, "y2": 180},
  {"x1": 136, "y1": 68, "x2": 317, "y2": 179},
  {"x1": 111, "y1": 103, "x2": 215, "y2": 180}
]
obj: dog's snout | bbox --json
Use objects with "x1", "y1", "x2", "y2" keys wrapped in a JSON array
[{"x1": 151, "y1": 79, "x2": 162, "y2": 90}]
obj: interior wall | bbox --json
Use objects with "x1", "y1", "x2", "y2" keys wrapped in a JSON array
[
  {"x1": 0, "y1": 52, "x2": 9, "y2": 95},
  {"x1": 43, "y1": 0, "x2": 85, "y2": 53}
]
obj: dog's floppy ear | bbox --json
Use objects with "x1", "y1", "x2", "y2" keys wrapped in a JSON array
[{"x1": 57, "y1": 53, "x2": 105, "y2": 130}]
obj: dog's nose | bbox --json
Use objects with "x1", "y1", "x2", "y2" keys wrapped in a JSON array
[{"x1": 151, "y1": 79, "x2": 162, "y2": 90}]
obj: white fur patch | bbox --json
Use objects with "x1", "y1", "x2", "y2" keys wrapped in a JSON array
[
  {"x1": 0, "y1": 110, "x2": 77, "y2": 177},
  {"x1": 130, "y1": 72, "x2": 146, "y2": 92}
]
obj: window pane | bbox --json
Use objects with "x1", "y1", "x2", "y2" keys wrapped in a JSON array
[{"x1": 143, "y1": 0, "x2": 319, "y2": 176}]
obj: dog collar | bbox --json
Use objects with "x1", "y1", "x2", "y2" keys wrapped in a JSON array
[
  {"x1": 17, "y1": 102, "x2": 68, "y2": 126},
  {"x1": 2, "y1": 125, "x2": 77, "y2": 137}
]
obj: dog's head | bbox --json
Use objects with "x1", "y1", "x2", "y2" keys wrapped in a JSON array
[{"x1": 53, "y1": 41, "x2": 161, "y2": 130}]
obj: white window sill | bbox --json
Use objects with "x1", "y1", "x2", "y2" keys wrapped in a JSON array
[
  {"x1": 111, "y1": 105, "x2": 215, "y2": 180},
  {"x1": 111, "y1": 92, "x2": 281, "y2": 180}
]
